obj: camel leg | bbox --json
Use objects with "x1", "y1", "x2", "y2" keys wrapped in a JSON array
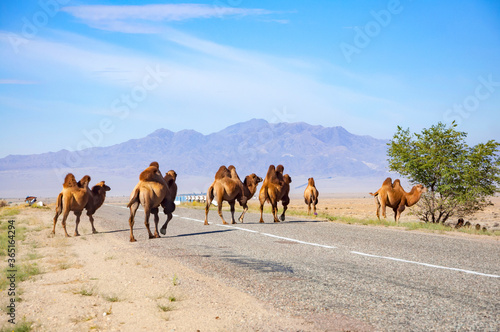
[
  {"x1": 395, "y1": 205, "x2": 405, "y2": 223},
  {"x1": 374, "y1": 196, "x2": 381, "y2": 220},
  {"x1": 152, "y1": 208, "x2": 161, "y2": 238},
  {"x1": 52, "y1": 210, "x2": 61, "y2": 235},
  {"x1": 160, "y1": 213, "x2": 172, "y2": 235},
  {"x1": 238, "y1": 203, "x2": 248, "y2": 223},
  {"x1": 144, "y1": 209, "x2": 155, "y2": 239},
  {"x1": 230, "y1": 202, "x2": 236, "y2": 224},
  {"x1": 74, "y1": 211, "x2": 82, "y2": 236},
  {"x1": 128, "y1": 202, "x2": 139, "y2": 242},
  {"x1": 273, "y1": 203, "x2": 280, "y2": 223},
  {"x1": 307, "y1": 202, "x2": 311, "y2": 215},
  {"x1": 217, "y1": 198, "x2": 228, "y2": 225},
  {"x1": 380, "y1": 199, "x2": 387, "y2": 219},
  {"x1": 88, "y1": 214, "x2": 98, "y2": 234},
  {"x1": 313, "y1": 202, "x2": 317, "y2": 216},
  {"x1": 204, "y1": 199, "x2": 211, "y2": 225},
  {"x1": 259, "y1": 201, "x2": 265, "y2": 223},
  {"x1": 60, "y1": 208, "x2": 72, "y2": 237},
  {"x1": 280, "y1": 201, "x2": 289, "y2": 222}
]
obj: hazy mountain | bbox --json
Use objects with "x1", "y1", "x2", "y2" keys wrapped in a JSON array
[{"x1": 0, "y1": 119, "x2": 390, "y2": 197}]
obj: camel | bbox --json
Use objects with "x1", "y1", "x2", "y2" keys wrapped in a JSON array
[
  {"x1": 52, "y1": 173, "x2": 92, "y2": 237},
  {"x1": 127, "y1": 162, "x2": 168, "y2": 242},
  {"x1": 304, "y1": 177, "x2": 319, "y2": 215},
  {"x1": 259, "y1": 165, "x2": 292, "y2": 223},
  {"x1": 159, "y1": 170, "x2": 178, "y2": 235},
  {"x1": 204, "y1": 165, "x2": 262, "y2": 225},
  {"x1": 370, "y1": 177, "x2": 427, "y2": 223},
  {"x1": 83, "y1": 181, "x2": 111, "y2": 234}
]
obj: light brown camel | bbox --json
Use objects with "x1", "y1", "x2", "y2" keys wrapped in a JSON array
[
  {"x1": 127, "y1": 162, "x2": 168, "y2": 242},
  {"x1": 304, "y1": 177, "x2": 319, "y2": 216},
  {"x1": 259, "y1": 165, "x2": 292, "y2": 223},
  {"x1": 52, "y1": 174, "x2": 92, "y2": 237},
  {"x1": 83, "y1": 181, "x2": 111, "y2": 234},
  {"x1": 204, "y1": 166, "x2": 262, "y2": 225},
  {"x1": 159, "y1": 170, "x2": 178, "y2": 235},
  {"x1": 369, "y1": 177, "x2": 427, "y2": 223}
]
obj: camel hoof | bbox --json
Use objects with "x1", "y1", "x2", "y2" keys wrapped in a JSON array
[
  {"x1": 231, "y1": 221, "x2": 236, "y2": 224},
  {"x1": 259, "y1": 220, "x2": 264, "y2": 223},
  {"x1": 92, "y1": 230, "x2": 98, "y2": 234},
  {"x1": 204, "y1": 222, "x2": 209, "y2": 226},
  {"x1": 130, "y1": 238, "x2": 137, "y2": 242},
  {"x1": 160, "y1": 228, "x2": 166, "y2": 235},
  {"x1": 280, "y1": 215, "x2": 285, "y2": 222}
]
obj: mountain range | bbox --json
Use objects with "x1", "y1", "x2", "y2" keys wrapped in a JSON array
[{"x1": 0, "y1": 119, "x2": 391, "y2": 197}]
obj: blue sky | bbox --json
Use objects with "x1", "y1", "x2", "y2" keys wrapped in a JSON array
[{"x1": 0, "y1": 0, "x2": 499, "y2": 158}]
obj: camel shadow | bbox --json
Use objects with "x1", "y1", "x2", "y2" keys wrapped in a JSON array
[{"x1": 171, "y1": 229, "x2": 233, "y2": 238}]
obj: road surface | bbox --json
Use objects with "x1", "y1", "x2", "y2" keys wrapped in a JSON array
[{"x1": 97, "y1": 204, "x2": 500, "y2": 331}]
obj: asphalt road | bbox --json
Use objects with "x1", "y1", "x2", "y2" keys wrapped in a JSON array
[{"x1": 97, "y1": 204, "x2": 500, "y2": 331}]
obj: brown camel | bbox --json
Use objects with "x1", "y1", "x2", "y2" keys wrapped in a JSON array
[
  {"x1": 52, "y1": 173, "x2": 92, "y2": 237},
  {"x1": 259, "y1": 165, "x2": 292, "y2": 223},
  {"x1": 204, "y1": 166, "x2": 262, "y2": 225},
  {"x1": 84, "y1": 181, "x2": 111, "y2": 234},
  {"x1": 159, "y1": 170, "x2": 178, "y2": 235},
  {"x1": 127, "y1": 162, "x2": 168, "y2": 242},
  {"x1": 370, "y1": 177, "x2": 427, "y2": 223},
  {"x1": 304, "y1": 177, "x2": 319, "y2": 215}
]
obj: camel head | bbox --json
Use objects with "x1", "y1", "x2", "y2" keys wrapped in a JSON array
[
  {"x1": 284, "y1": 174, "x2": 292, "y2": 184},
  {"x1": 413, "y1": 184, "x2": 427, "y2": 194},
  {"x1": 92, "y1": 181, "x2": 111, "y2": 196},
  {"x1": 244, "y1": 174, "x2": 263, "y2": 186},
  {"x1": 165, "y1": 170, "x2": 177, "y2": 187}
]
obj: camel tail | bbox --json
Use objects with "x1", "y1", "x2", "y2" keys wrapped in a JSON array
[
  {"x1": 369, "y1": 191, "x2": 379, "y2": 197},
  {"x1": 127, "y1": 187, "x2": 140, "y2": 208},
  {"x1": 55, "y1": 193, "x2": 63, "y2": 212},
  {"x1": 206, "y1": 185, "x2": 215, "y2": 206}
]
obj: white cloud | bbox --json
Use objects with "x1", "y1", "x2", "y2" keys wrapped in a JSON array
[{"x1": 61, "y1": 4, "x2": 276, "y2": 33}]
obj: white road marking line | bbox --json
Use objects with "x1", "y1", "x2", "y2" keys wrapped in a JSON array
[
  {"x1": 351, "y1": 251, "x2": 500, "y2": 278},
  {"x1": 104, "y1": 204, "x2": 499, "y2": 278}
]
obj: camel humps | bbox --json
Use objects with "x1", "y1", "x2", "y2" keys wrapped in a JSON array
[
  {"x1": 370, "y1": 177, "x2": 427, "y2": 223},
  {"x1": 204, "y1": 165, "x2": 262, "y2": 225}
]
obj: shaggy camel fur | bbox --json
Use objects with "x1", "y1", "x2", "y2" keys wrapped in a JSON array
[
  {"x1": 259, "y1": 165, "x2": 292, "y2": 223},
  {"x1": 127, "y1": 162, "x2": 168, "y2": 242},
  {"x1": 204, "y1": 166, "x2": 262, "y2": 225},
  {"x1": 304, "y1": 177, "x2": 319, "y2": 215},
  {"x1": 84, "y1": 181, "x2": 111, "y2": 234},
  {"x1": 159, "y1": 170, "x2": 178, "y2": 235},
  {"x1": 52, "y1": 174, "x2": 92, "y2": 237},
  {"x1": 370, "y1": 177, "x2": 427, "y2": 223}
]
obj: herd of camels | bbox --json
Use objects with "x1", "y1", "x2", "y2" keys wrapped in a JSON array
[{"x1": 52, "y1": 162, "x2": 427, "y2": 242}]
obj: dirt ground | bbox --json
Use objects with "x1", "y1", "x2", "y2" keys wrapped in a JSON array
[{"x1": 1, "y1": 195, "x2": 498, "y2": 331}]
